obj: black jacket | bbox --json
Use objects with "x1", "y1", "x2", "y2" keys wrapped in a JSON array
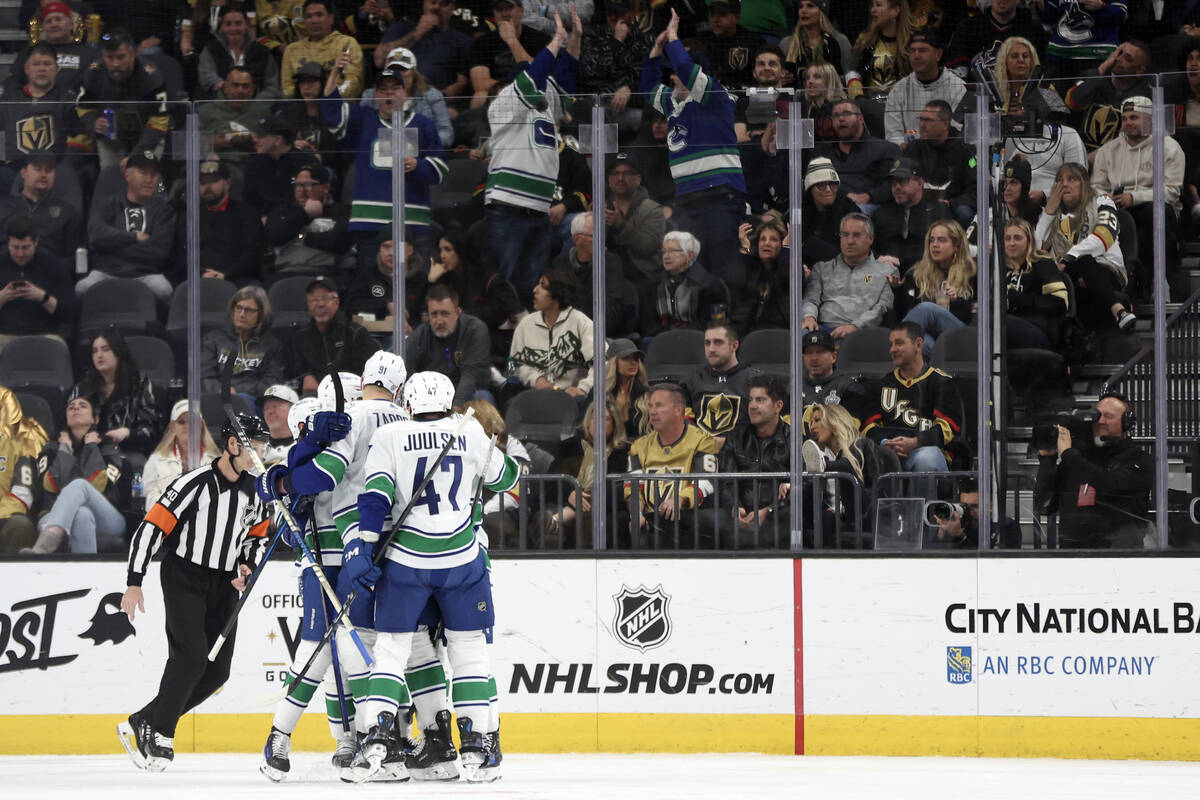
[
  {"x1": 75, "y1": 57, "x2": 171, "y2": 154},
  {"x1": 551, "y1": 247, "x2": 638, "y2": 339},
  {"x1": 187, "y1": 195, "x2": 265, "y2": 284},
  {"x1": 69, "y1": 374, "x2": 162, "y2": 457},
  {"x1": 719, "y1": 419, "x2": 791, "y2": 510},
  {"x1": 904, "y1": 137, "x2": 978, "y2": 213},
  {"x1": 264, "y1": 198, "x2": 352, "y2": 273},
  {"x1": 871, "y1": 197, "x2": 953, "y2": 270},
  {"x1": 87, "y1": 192, "x2": 176, "y2": 278},
  {"x1": 0, "y1": 249, "x2": 75, "y2": 336},
  {"x1": 0, "y1": 191, "x2": 85, "y2": 260},
  {"x1": 801, "y1": 191, "x2": 860, "y2": 267},
  {"x1": 1035, "y1": 437, "x2": 1154, "y2": 549},
  {"x1": 404, "y1": 313, "x2": 493, "y2": 407},
  {"x1": 0, "y1": 82, "x2": 85, "y2": 158},
  {"x1": 289, "y1": 312, "x2": 381, "y2": 386},
  {"x1": 732, "y1": 251, "x2": 789, "y2": 336},
  {"x1": 640, "y1": 263, "x2": 731, "y2": 337},
  {"x1": 681, "y1": 359, "x2": 763, "y2": 440}
]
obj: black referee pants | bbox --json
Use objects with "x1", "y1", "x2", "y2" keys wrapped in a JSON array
[{"x1": 139, "y1": 553, "x2": 238, "y2": 737}]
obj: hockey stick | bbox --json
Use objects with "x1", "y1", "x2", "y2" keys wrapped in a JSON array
[
  {"x1": 207, "y1": 511, "x2": 289, "y2": 661},
  {"x1": 469, "y1": 434, "x2": 499, "y2": 543},
  {"x1": 264, "y1": 408, "x2": 477, "y2": 704},
  {"x1": 217, "y1": 357, "x2": 373, "y2": 667},
  {"x1": 321, "y1": 362, "x2": 354, "y2": 733}
]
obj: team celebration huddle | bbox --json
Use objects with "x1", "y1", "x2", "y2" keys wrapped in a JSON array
[{"x1": 115, "y1": 352, "x2": 518, "y2": 784}]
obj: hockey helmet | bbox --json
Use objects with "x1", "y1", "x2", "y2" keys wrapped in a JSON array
[
  {"x1": 362, "y1": 351, "x2": 407, "y2": 396},
  {"x1": 221, "y1": 413, "x2": 270, "y2": 447},
  {"x1": 402, "y1": 372, "x2": 455, "y2": 416},
  {"x1": 317, "y1": 371, "x2": 363, "y2": 408},
  {"x1": 287, "y1": 396, "x2": 325, "y2": 440}
]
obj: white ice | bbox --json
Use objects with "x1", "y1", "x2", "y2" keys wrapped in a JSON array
[{"x1": 6, "y1": 753, "x2": 1200, "y2": 800}]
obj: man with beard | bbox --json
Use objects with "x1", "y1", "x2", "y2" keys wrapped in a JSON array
[
  {"x1": 1065, "y1": 39, "x2": 1153, "y2": 162},
  {"x1": 184, "y1": 159, "x2": 264, "y2": 284},
  {"x1": 7, "y1": 3, "x2": 99, "y2": 93},
  {"x1": 813, "y1": 98, "x2": 901, "y2": 213},
  {"x1": 681, "y1": 319, "x2": 761, "y2": 448},
  {"x1": 0, "y1": 152, "x2": 84, "y2": 259},
  {"x1": 404, "y1": 284, "x2": 494, "y2": 406}
]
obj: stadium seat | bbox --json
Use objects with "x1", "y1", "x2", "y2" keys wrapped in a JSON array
[
  {"x1": 430, "y1": 158, "x2": 487, "y2": 228},
  {"x1": 739, "y1": 328, "x2": 789, "y2": 379},
  {"x1": 645, "y1": 329, "x2": 705, "y2": 383},
  {"x1": 14, "y1": 391, "x2": 55, "y2": 437},
  {"x1": 505, "y1": 389, "x2": 580, "y2": 455},
  {"x1": 165, "y1": 278, "x2": 237, "y2": 342},
  {"x1": 834, "y1": 326, "x2": 893, "y2": 377},
  {"x1": 0, "y1": 336, "x2": 74, "y2": 415},
  {"x1": 126, "y1": 335, "x2": 177, "y2": 396},
  {"x1": 77, "y1": 278, "x2": 161, "y2": 342},
  {"x1": 931, "y1": 326, "x2": 978, "y2": 377},
  {"x1": 268, "y1": 275, "x2": 315, "y2": 336},
  {"x1": 200, "y1": 392, "x2": 256, "y2": 434}
]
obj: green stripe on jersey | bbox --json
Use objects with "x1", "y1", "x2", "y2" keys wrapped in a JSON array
[
  {"x1": 485, "y1": 454, "x2": 520, "y2": 493},
  {"x1": 314, "y1": 451, "x2": 347, "y2": 485},
  {"x1": 451, "y1": 680, "x2": 494, "y2": 703}
]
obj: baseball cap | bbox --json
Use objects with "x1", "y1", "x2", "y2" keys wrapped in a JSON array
[
  {"x1": 294, "y1": 61, "x2": 325, "y2": 81},
  {"x1": 169, "y1": 399, "x2": 192, "y2": 422},
  {"x1": 256, "y1": 114, "x2": 294, "y2": 140},
  {"x1": 383, "y1": 47, "x2": 416, "y2": 72},
  {"x1": 608, "y1": 338, "x2": 645, "y2": 360},
  {"x1": 199, "y1": 159, "x2": 230, "y2": 181},
  {"x1": 802, "y1": 330, "x2": 836, "y2": 352},
  {"x1": 608, "y1": 151, "x2": 641, "y2": 174},
  {"x1": 888, "y1": 157, "x2": 921, "y2": 180},
  {"x1": 41, "y1": 2, "x2": 71, "y2": 20},
  {"x1": 492, "y1": 0, "x2": 524, "y2": 7},
  {"x1": 709, "y1": 0, "x2": 740, "y2": 13},
  {"x1": 262, "y1": 384, "x2": 300, "y2": 405},
  {"x1": 306, "y1": 276, "x2": 338, "y2": 294},
  {"x1": 1121, "y1": 95, "x2": 1153, "y2": 115},
  {"x1": 126, "y1": 150, "x2": 160, "y2": 172},
  {"x1": 804, "y1": 157, "x2": 839, "y2": 190},
  {"x1": 293, "y1": 162, "x2": 330, "y2": 183},
  {"x1": 15, "y1": 150, "x2": 57, "y2": 169},
  {"x1": 908, "y1": 28, "x2": 944, "y2": 50}
]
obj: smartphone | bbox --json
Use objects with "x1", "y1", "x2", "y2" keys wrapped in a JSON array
[{"x1": 11, "y1": 280, "x2": 27, "y2": 288}]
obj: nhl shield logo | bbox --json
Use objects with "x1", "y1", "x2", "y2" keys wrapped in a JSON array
[{"x1": 613, "y1": 585, "x2": 672, "y2": 653}]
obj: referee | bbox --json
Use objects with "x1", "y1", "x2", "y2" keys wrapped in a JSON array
[{"x1": 117, "y1": 413, "x2": 272, "y2": 772}]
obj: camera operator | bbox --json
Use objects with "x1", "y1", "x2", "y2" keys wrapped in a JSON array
[
  {"x1": 931, "y1": 479, "x2": 1021, "y2": 549},
  {"x1": 1033, "y1": 393, "x2": 1153, "y2": 549}
]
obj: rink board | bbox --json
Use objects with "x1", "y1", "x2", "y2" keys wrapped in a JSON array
[{"x1": 2, "y1": 558, "x2": 1199, "y2": 759}]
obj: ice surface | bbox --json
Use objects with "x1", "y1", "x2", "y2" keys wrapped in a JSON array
[{"x1": 6, "y1": 753, "x2": 1200, "y2": 800}]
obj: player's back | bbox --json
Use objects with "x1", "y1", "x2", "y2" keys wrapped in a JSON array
[{"x1": 330, "y1": 398, "x2": 409, "y2": 540}]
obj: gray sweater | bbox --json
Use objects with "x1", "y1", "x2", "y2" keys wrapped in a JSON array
[{"x1": 800, "y1": 254, "x2": 898, "y2": 329}]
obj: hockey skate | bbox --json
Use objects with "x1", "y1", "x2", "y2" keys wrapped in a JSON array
[
  {"x1": 144, "y1": 731, "x2": 174, "y2": 772},
  {"x1": 352, "y1": 712, "x2": 409, "y2": 784},
  {"x1": 458, "y1": 717, "x2": 501, "y2": 783},
  {"x1": 407, "y1": 710, "x2": 460, "y2": 781},
  {"x1": 331, "y1": 730, "x2": 359, "y2": 779},
  {"x1": 259, "y1": 727, "x2": 291, "y2": 782},
  {"x1": 116, "y1": 712, "x2": 152, "y2": 770}
]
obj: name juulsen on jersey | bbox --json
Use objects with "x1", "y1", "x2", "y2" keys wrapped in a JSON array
[{"x1": 402, "y1": 432, "x2": 468, "y2": 453}]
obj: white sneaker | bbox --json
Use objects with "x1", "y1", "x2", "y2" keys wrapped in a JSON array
[{"x1": 802, "y1": 439, "x2": 825, "y2": 474}]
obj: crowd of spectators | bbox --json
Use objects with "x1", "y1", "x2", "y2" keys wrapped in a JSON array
[{"x1": 1, "y1": 0, "x2": 1195, "y2": 554}]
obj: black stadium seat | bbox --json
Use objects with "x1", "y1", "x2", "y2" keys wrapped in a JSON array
[
  {"x1": 645, "y1": 329, "x2": 705, "y2": 384},
  {"x1": 833, "y1": 326, "x2": 893, "y2": 378},
  {"x1": 268, "y1": 275, "x2": 315, "y2": 336},
  {"x1": 77, "y1": 278, "x2": 161, "y2": 341},
  {"x1": 0, "y1": 336, "x2": 74, "y2": 417},
  {"x1": 505, "y1": 389, "x2": 580, "y2": 455},
  {"x1": 739, "y1": 328, "x2": 789, "y2": 380},
  {"x1": 165, "y1": 278, "x2": 237, "y2": 343},
  {"x1": 14, "y1": 391, "x2": 55, "y2": 437},
  {"x1": 126, "y1": 335, "x2": 177, "y2": 396}
]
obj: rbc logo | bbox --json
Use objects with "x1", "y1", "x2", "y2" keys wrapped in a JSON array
[{"x1": 947, "y1": 646, "x2": 972, "y2": 684}]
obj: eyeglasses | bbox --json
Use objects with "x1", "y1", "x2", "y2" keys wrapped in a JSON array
[
  {"x1": 293, "y1": 181, "x2": 321, "y2": 189},
  {"x1": 233, "y1": 303, "x2": 260, "y2": 315},
  {"x1": 832, "y1": 109, "x2": 860, "y2": 118},
  {"x1": 839, "y1": 230, "x2": 867, "y2": 239},
  {"x1": 661, "y1": 247, "x2": 686, "y2": 255}
]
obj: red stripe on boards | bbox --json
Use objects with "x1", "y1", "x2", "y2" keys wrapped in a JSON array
[{"x1": 794, "y1": 558, "x2": 804, "y2": 755}]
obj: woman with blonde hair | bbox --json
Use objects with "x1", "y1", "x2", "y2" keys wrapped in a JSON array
[
  {"x1": 848, "y1": 0, "x2": 913, "y2": 101},
  {"x1": 992, "y1": 36, "x2": 1040, "y2": 115},
  {"x1": 805, "y1": 402, "x2": 897, "y2": 545},
  {"x1": 598, "y1": 338, "x2": 650, "y2": 440},
  {"x1": 545, "y1": 398, "x2": 631, "y2": 548},
  {"x1": 895, "y1": 220, "x2": 976, "y2": 356},
  {"x1": 1003, "y1": 218, "x2": 1070, "y2": 350},
  {"x1": 781, "y1": 0, "x2": 852, "y2": 75},
  {"x1": 801, "y1": 63, "x2": 847, "y2": 141},
  {"x1": 142, "y1": 400, "x2": 221, "y2": 508}
]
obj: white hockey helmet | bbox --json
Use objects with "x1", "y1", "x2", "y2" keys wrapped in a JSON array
[
  {"x1": 287, "y1": 396, "x2": 325, "y2": 439},
  {"x1": 317, "y1": 371, "x2": 362, "y2": 408},
  {"x1": 403, "y1": 371, "x2": 455, "y2": 416},
  {"x1": 361, "y1": 351, "x2": 407, "y2": 397}
]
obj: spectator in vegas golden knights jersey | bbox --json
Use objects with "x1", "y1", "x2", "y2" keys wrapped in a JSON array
[
  {"x1": 860, "y1": 322, "x2": 963, "y2": 473},
  {"x1": 117, "y1": 414, "x2": 271, "y2": 773},
  {"x1": 681, "y1": 320, "x2": 761, "y2": 446}
]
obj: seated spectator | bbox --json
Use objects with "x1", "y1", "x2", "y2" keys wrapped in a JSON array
[
  {"x1": 0, "y1": 42, "x2": 85, "y2": 195},
  {"x1": 996, "y1": 156, "x2": 1040, "y2": 229},
  {"x1": 552, "y1": 212, "x2": 638, "y2": 340},
  {"x1": 1002, "y1": 218, "x2": 1070, "y2": 350},
  {"x1": 0, "y1": 153, "x2": 85, "y2": 260},
  {"x1": 894, "y1": 220, "x2": 976, "y2": 357},
  {"x1": 376, "y1": 0, "x2": 472, "y2": 97},
  {"x1": 81, "y1": 152, "x2": 176, "y2": 303},
  {"x1": 624, "y1": 382, "x2": 720, "y2": 548},
  {"x1": 883, "y1": 28, "x2": 965, "y2": 148},
  {"x1": 904, "y1": 99, "x2": 976, "y2": 225},
  {"x1": 260, "y1": 384, "x2": 297, "y2": 463},
  {"x1": 544, "y1": 397, "x2": 630, "y2": 549},
  {"x1": 605, "y1": 152, "x2": 666, "y2": 289},
  {"x1": 945, "y1": 0, "x2": 1046, "y2": 75},
  {"x1": 732, "y1": 216, "x2": 790, "y2": 335},
  {"x1": 289, "y1": 276, "x2": 381, "y2": 394},
  {"x1": 6, "y1": 3, "x2": 99, "y2": 93},
  {"x1": 70, "y1": 328, "x2": 162, "y2": 458},
  {"x1": 468, "y1": 0, "x2": 551, "y2": 108},
  {"x1": 74, "y1": 28, "x2": 171, "y2": 168},
  {"x1": 801, "y1": 213, "x2": 898, "y2": 339},
  {"x1": 861, "y1": 321, "x2": 963, "y2": 473},
  {"x1": 385, "y1": 47, "x2": 453, "y2": 148},
  {"x1": 682, "y1": 319, "x2": 762, "y2": 445},
  {"x1": 719, "y1": 374, "x2": 792, "y2": 549},
  {"x1": 1091, "y1": 95, "x2": 1187, "y2": 300},
  {"x1": 987, "y1": 35, "x2": 1068, "y2": 122},
  {"x1": 274, "y1": 61, "x2": 342, "y2": 172},
  {"x1": 805, "y1": 400, "x2": 897, "y2": 542},
  {"x1": 0, "y1": 386, "x2": 45, "y2": 553},
  {"x1": 244, "y1": 114, "x2": 319, "y2": 217},
  {"x1": 264, "y1": 163, "x2": 353, "y2": 278},
  {"x1": 22, "y1": 394, "x2": 125, "y2": 554},
  {"x1": 509, "y1": 267, "x2": 594, "y2": 397},
  {"x1": 588, "y1": 337, "x2": 650, "y2": 442},
  {"x1": 800, "y1": 62, "x2": 848, "y2": 143},
  {"x1": 321, "y1": 47, "x2": 448, "y2": 268},
  {"x1": 576, "y1": 2, "x2": 652, "y2": 135},
  {"x1": 0, "y1": 217, "x2": 75, "y2": 349},
  {"x1": 800, "y1": 157, "x2": 859, "y2": 266},
  {"x1": 1064, "y1": 39, "x2": 1153, "y2": 160},
  {"x1": 641, "y1": 13, "x2": 746, "y2": 283},
  {"x1": 639, "y1": 231, "x2": 731, "y2": 339},
  {"x1": 695, "y1": 0, "x2": 765, "y2": 90},
  {"x1": 814, "y1": 99, "x2": 902, "y2": 213},
  {"x1": 142, "y1": 399, "x2": 220, "y2": 508},
  {"x1": 872, "y1": 156, "x2": 953, "y2": 272},
  {"x1": 281, "y1": 0, "x2": 365, "y2": 98},
  {"x1": 1035, "y1": 162, "x2": 1135, "y2": 332},
  {"x1": 200, "y1": 286, "x2": 286, "y2": 405},
  {"x1": 800, "y1": 329, "x2": 869, "y2": 424},
  {"x1": 405, "y1": 284, "x2": 495, "y2": 406},
  {"x1": 781, "y1": 0, "x2": 853, "y2": 76},
  {"x1": 847, "y1": 0, "x2": 913, "y2": 104},
  {"x1": 197, "y1": 66, "x2": 273, "y2": 166},
  {"x1": 346, "y1": 223, "x2": 404, "y2": 321},
  {"x1": 188, "y1": 159, "x2": 265, "y2": 284},
  {"x1": 197, "y1": 5, "x2": 281, "y2": 100}
]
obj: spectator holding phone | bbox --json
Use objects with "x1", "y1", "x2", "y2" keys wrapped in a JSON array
[{"x1": 0, "y1": 217, "x2": 75, "y2": 352}]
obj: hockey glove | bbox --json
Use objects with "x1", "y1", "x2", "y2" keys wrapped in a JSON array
[
  {"x1": 310, "y1": 411, "x2": 352, "y2": 444},
  {"x1": 342, "y1": 538, "x2": 380, "y2": 592},
  {"x1": 255, "y1": 464, "x2": 289, "y2": 506}
]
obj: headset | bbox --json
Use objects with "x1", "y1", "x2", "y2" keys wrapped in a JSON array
[{"x1": 1098, "y1": 390, "x2": 1135, "y2": 435}]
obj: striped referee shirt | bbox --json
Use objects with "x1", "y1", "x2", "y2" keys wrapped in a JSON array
[{"x1": 126, "y1": 458, "x2": 270, "y2": 586}]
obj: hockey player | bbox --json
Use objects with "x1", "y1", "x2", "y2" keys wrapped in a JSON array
[
  {"x1": 118, "y1": 414, "x2": 272, "y2": 772},
  {"x1": 350, "y1": 371, "x2": 518, "y2": 782}
]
